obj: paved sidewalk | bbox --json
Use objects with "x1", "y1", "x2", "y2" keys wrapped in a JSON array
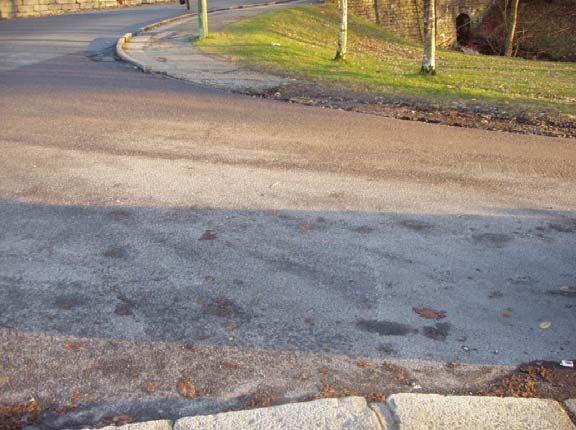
[
  {"x1": 120, "y1": 3, "x2": 307, "y2": 91},
  {"x1": 74, "y1": 395, "x2": 575, "y2": 430}
]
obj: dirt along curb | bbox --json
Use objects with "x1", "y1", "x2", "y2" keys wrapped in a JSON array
[{"x1": 47, "y1": 395, "x2": 576, "y2": 430}]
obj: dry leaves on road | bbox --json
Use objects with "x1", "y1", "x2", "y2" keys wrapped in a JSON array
[
  {"x1": 142, "y1": 380, "x2": 160, "y2": 394},
  {"x1": 177, "y1": 376, "x2": 197, "y2": 398},
  {"x1": 413, "y1": 307, "x2": 447, "y2": 320},
  {"x1": 64, "y1": 341, "x2": 83, "y2": 352},
  {"x1": 199, "y1": 230, "x2": 218, "y2": 240}
]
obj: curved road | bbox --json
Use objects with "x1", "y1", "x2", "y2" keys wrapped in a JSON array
[{"x1": 1, "y1": 3, "x2": 575, "y2": 427}]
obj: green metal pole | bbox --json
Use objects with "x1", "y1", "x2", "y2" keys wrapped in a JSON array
[{"x1": 197, "y1": 0, "x2": 208, "y2": 40}]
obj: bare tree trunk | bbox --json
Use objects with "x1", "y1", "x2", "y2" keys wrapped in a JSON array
[
  {"x1": 421, "y1": 0, "x2": 436, "y2": 74},
  {"x1": 197, "y1": 0, "x2": 208, "y2": 40},
  {"x1": 504, "y1": 0, "x2": 519, "y2": 56},
  {"x1": 334, "y1": 0, "x2": 348, "y2": 60},
  {"x1": 373, "y1": 0, "x2": 381, "y2": 26}
]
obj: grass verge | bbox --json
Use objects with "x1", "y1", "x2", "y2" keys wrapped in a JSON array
[{"x1": 197, "y1": 4, "x2": 576, "y2": 115}]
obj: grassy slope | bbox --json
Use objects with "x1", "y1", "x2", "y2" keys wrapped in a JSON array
[{"x1": 198, "y1": 4, "x2": 576, "y2": 114}]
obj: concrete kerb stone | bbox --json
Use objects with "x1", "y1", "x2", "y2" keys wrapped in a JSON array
[
  {"x1": 173, "y1": 397, "x2": 383, "y2": 430},
  {"x1": 56, "y1": 395, "x2": 576, "y2": 430},
  {"x1": 114, "y1": 0, "x2": 303, "y2": 74},
  {"x1": 373, "y1": 393, "x2": 576, "y2": 430}
]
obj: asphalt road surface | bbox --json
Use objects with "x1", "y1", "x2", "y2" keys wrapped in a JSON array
[{"x1": 1, "y1": 2, "x2": 575, "y2": 427}]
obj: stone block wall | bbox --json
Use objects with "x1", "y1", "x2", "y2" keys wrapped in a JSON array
[
  {"x1": 0, "y1": 0, "x2": 172, "y2": 19},
  {"x1": 336, "y1": 0, "x2": 495, "y2": 47}
]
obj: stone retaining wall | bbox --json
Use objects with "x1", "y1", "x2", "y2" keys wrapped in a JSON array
[
  {"x1": 0, "y1": 0, "x2": 172, "y2": 19},
  {"x1": 335, "y1": 0, "x2": 494, "y2": 47}
]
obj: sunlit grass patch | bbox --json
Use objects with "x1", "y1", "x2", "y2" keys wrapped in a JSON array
[{"x1": 198, "y1": 4, "x2": 576, "y2": 114}]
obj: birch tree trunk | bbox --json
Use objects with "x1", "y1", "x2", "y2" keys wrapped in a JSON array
[
  {"x1": 197, "y1": 0, "x2": 208, "y2": 40},
  {"x1": 334, "y1": 0, "x2": 348, "y2": 60},
  {"x1": 504, "y1": 0, "x2": 519, "y2": 56},
  {"x1": 421, "y1": 0, "x2": 436, "y2": 75}
]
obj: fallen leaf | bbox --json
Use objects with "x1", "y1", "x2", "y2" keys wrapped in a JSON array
[
  {"x1": 69, "y1": 390, "x2": 81, "y2": 407},
  {"x1": 413, "y1": 307, "x2": 447, "y2": 320},
  {"x1": 177, "y1": 377, "x2": 197, "y2": 398},
  {"x1": 181, "y1": 343, "x2": 196, "y2": 351},
  {"x1": 539, "y1": 321, "x2": 552, "y2": 329},
  {"x1": 299, "y1": 224, "x2": 316, "y2": 232},
  {"x1": 224, "y1": 361, "x2": 239, "y2": 369},
  {"x1": 224, "y1": 322, "x2": 240, "y2": 331},
  {"x1": 199, "y1": 230, "x2": 218, "y2": 240},
  {"x1": 65, "y1": 341, "x2": 82, "y2": 351},
  {"x1": 142, "y1": 380, "x2": 160, "y2": 394},
  {"x1": 114, "y1": 305, "x2": 131, "y2": 316}
]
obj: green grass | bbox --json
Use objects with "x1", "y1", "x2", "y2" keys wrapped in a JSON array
[{"x1": 198, "y1": 4, "x2": 576, "y2": 114}]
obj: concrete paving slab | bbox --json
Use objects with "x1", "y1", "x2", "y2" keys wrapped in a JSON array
[
  {"x1": 373, "y1": 394, "x2": 575, "y2": 430},
  {"x1": 174, "y1": 397, "x2": 383, "y2": 430}
]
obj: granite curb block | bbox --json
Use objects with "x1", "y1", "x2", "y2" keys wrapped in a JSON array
[
  {"x1": 114, "y1": 0, "x2": 303, "y2": 73},
  {"x1": 174, "y1": 397, "x2": 382, "y2": 429},
  {"x1": 64, "y1": 395, "x2": 576, "y2": 430},
  {"x1": 373, "y1": 393, "x2": 576, "y2": 430}
]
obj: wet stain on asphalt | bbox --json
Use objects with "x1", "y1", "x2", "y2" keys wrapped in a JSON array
[
  {"x1": 377, "y1": 343, "x2": 397, "y2": 355},
  {"x1": 201, "y1": 297, "x2": 243, "y2": 317},
  {"x1": 351, "y1": 226, "x2": 374, "y2": 234},
  {"x1": 108, "y1": 209, "x2": 132, "y2": 221},
  {"x1": 103, "y1": 247, "x2": 127, "y2": 259},
  {"x1": 398, "y1": 219, "x2": 434, "y2": 232},
  {"x1": 471, "y1": 233, "x2": 513, "y2": 248},
  {"x1": 422, "y1": 322, "x2": 451, "y2": 341},
  {"x1": 199, "y1": 230, "x2": 218, "y2": 240},
  {"x1": 53, "y1": 294, "x2": 88, "y2": 310},
  {"x1": 548, "y1": 221, "x2": 576, "y2": 233},
  {"x1": 356, "y1": 319, "x2": 416, "y2": 336}
]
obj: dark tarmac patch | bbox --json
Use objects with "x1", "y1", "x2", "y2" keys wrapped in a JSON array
[
  {"x1": 422, "y1": 322, "x2": 451, "y2": 341},
  {"x1": 547, "y1": 287, "x2": 576, "y2": 298},
  {"x1": 398, "y1": 220, "x2": 434, "y2": 232},
  {"x1": 356, "y1": 319, "x2": 416, "y2": 336},
  {"x1": 351, "y1": 226, "x2": 374, "y2": 234},
  {"x1": 471, "y1": 233, "x2": 513, "y2": 248},
  {"x1": 53, "y1": 294, "x2": 88, "y2": 310},
  {"x1": 108, "y1": 209, "x2": 132, "y2": 221},
  {"x1": 103, "y1": 247, "x2": 127, "y2": 259},
  {"x1": 548, "y1": 221, "x2": 576, "y2": 233},
  {"x1": 201, "y1": 297, "x2": 243, "y2": 317},
  {"x1": 199, "y1": 230, "x2": 218, "y2": 240},
  {"x1": 377, "y1": 343, "x2": 397, "y2": 355}
]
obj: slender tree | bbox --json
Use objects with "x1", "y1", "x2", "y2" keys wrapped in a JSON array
[
  {"x1": 197, "y1": 0, "x2": 208, "y2": 40},
  {"x1": 421, "y1": 0, "x2": 436, "y2": 74},
  {"x1": 334, "y1": 0, "x2": 348, "y2": 60},
  {"x1": 504, "y1": 0, "x2": 520, "y2": 56}
]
